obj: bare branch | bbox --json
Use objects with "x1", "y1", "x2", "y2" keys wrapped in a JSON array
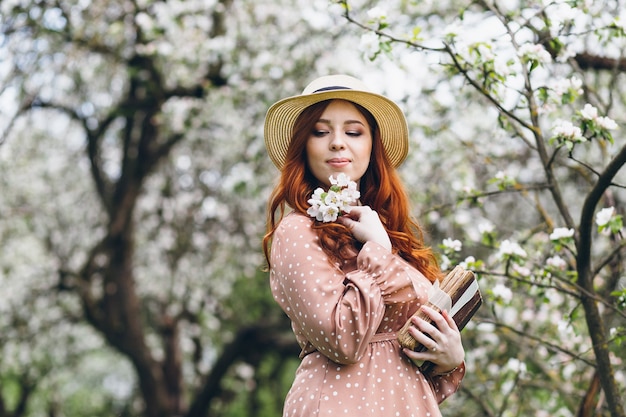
[
  {"x1": 481, "y1": 318, "x2": 596, "y2": 367},
  {"x1": 186, "y1": 322, "x2": 299, "y2": 417}
]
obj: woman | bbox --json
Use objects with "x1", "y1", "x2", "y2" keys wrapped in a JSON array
[{"x1": 263, "y1": 75, "x2": 465, "y2": 417}]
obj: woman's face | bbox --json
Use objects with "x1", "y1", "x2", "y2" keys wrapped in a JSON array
[{"x1": 306, "y1": 99, "x2": 373, "y2": 188}]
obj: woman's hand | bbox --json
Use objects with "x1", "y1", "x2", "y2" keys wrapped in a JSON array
[
  {"x1": 402, "y1": 305, "x2": 465, "y2": 375},
  {"x1": 337, "y1": 206, "x2": 392, "y2": 251}
]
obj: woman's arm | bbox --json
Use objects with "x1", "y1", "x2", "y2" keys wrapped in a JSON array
[{"x1": 270, "y1": 214, "x2": 419, "y2": 364}]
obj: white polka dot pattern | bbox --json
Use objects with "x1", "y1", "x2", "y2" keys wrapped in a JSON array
[{"x1": 270, "y1": 213, "x2": 465, "y2": 417}]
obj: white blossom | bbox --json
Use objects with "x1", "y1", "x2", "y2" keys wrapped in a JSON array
[
  {"x1": 580, "y1": 104, "x2": 618, "y2": 130},
  {"x1": 549, "y1": 227, "x2": 574, "y2": 240},
  {"x1": 557, "y1": 319, "x2": 574, "y2": 336},
  {"x1": 476, "y1": 43, "x2": 495, "y2": 61},
  {"x1": 518, "y1": 43, "x2": 552, "y2": 64},
  {"x1": 359, "y1": 32, "x2": 380, "y2": 60},
  {"x1": 367, "y1": 6, "x2": 387, "y2": 21},
  {"x1": 492, "y1": 283, "x2": 513, "y2": 303},
  {"x1": 549, "y1": 76, "x2": 582, "y2": 98},
  {"x1": 440, "y1": 254, "x2": 452, "y2": 271},
  {"x1": 547, "y1": 255, "x2": 567, "y2": 270},
  {"x1": 505, "y1": 357, "x2": 528, "y2": 375},
  {"x1": 556, "y1": 44, "x2": 577, "y2": 62},
  {"x1": 307, "y1": 175, "x2": 360, "y2": 223},
  {"x1": 135, "y1": 12, "x2": 154, "y2": 32},
  {"x1": 443, "y1": 22, "x2": 462, "y2": 38},
  {"x1": 580, "y1": 103, "x2": 598, "y2": 120},
  {"x1": 462, "y1": 185, "x2": 475, "y2": 194},
  {"x1": 595, "y1": 207, "x2": 615, "y2": 227},
  {"x1": 330, "y1": 172, "x2": 351, "y2": 188},
  {"x1": 459, "y1": 256, "x2": 476, "y2": 269},
  {"x1": 598, "y1": 116, "x2": 618, "y2": 130},
  {"x1": 478, "y1": 221, "x2": 495, "y2": 234},
  {"x1": 493, "y1": 57, "x2": 512, "y2": 78},
  {"x1": 545, "y1": 1, "x2": 579, "y2": 26},
  {"x1": 552, "y1": 120, "x2": 585, "y2": 142},
  {"x1": 513, "y1": 264, "x2": 531, "y2": 277},
  {"x1": 498, "y1": 239, "x2": 527, "y2": 259},
  {"x1": 442, "y1": 238, "x2": 462, "y2": 252}
]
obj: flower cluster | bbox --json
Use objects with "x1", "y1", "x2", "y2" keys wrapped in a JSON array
[
  {"x1": 307, "y1": 174, "x2": 360, "y2": 223},
  {"x1": 517, "y1": 43, "x2": 552, "y2": 66},
  {"x1": 492, "y1": 283, "x2": 513, "y2": 304},
  {"x1": 442, "y1": 238, "x2": 462, "y2": 252},
  {"x1": 549, "y1": 227, "x2": 575, "y2": 251},
  {"x1": 552, "y1": 120, "x2": 585, "y2": 143},
  {"x1": 551, "y1": 103, "x2": 619, "y2": 150},
  {"x1": 497, "y1": 239, "x2": 527, "y2": 262},
  {"x1": 580, "y1": 103, "x2": 618, "y2": 131}
]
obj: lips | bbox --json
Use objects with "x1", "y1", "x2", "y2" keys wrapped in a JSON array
[{"x1": 327, "y1": 158, "x2": 351, "y2": 165}]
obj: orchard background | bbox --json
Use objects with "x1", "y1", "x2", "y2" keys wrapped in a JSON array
[{"x1": 0, "y1": 0, "x2": 624, "y2": 416}]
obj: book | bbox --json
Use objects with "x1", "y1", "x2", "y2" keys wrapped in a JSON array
[{"x1": 397, "y1": 265, "x2": 483, "y2": 373}]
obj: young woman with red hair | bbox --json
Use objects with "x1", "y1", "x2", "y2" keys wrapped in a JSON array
[{"x1": 263, "y1": 75, "x2": 465, "y2": 417}]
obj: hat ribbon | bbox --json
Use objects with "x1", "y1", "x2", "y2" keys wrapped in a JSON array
[{"x1": 312, "y1": 86, "x2": 351, "y2": 93}]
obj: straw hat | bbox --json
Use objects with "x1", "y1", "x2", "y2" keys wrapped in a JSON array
[{"x1": 264, "y1": 74, "x2": 409, "y2": 169}]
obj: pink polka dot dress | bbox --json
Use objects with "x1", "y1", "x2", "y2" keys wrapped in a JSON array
[{"x1": 270, "y1": 213, "x2": 465, "y2": 417}]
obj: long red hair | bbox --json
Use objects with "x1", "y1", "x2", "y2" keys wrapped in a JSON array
[{"x1": 263, "y1": 100, "x2": 441, "y2": 282}]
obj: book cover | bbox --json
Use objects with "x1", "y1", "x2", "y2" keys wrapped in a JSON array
[{"x1": 397, "y1": 265, "x2": 483, "y2": 373}]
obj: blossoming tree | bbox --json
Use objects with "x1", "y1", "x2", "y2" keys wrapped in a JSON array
[
  {"x1": 339, "y1": 0, "x2": 626, "y2": 415},
  {"x1": 2, "y1": 0, "x2": 626, "y2": 416},
  {"x1": 0, "y1": 0, "x2": 365, "y2": 416}
]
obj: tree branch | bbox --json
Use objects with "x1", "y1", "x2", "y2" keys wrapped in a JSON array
[
  {"x1": 187, "y1": 323, "x2": 299, "y2": 417},
  {"x1": 480, "y1": 318, "x2": 596, "y2": 367},
  {"x1": 577, "y1": 142, "x2": 626, "y2": 417}
]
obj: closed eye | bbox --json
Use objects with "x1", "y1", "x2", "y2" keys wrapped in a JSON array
[{"x1": 312, "y1": 129, "x2": 329, "y2": 137}]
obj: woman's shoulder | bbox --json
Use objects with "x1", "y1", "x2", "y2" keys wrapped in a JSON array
[{"x1": 276, "y1": 211, "x2": 314, "y2": 232}]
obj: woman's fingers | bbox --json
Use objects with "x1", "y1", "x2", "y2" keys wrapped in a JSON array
[
  {"x1": 408, "y1": 315, "x2": 441, "y2": 348},
  {"x1": 404, "y1": 305, "x2": 465, "y2": 373},
  {"x1": 441, "y1": 309, "x2": 460, "y2": 331},
  {"x1": 337, "y1": 206, "x2": 391, "y2": 250}
]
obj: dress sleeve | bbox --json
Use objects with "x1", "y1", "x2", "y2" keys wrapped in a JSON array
[
  {"x1": 427, "y1": 362, "x2": 466, "y2": 403},
  {"x1": 270, "y1": 214, "x2": 419, "y2": 365}
]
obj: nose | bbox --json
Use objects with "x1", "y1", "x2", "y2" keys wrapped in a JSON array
[{"x1": 329, "y1": 132, "x2": 346, "y2": 150}]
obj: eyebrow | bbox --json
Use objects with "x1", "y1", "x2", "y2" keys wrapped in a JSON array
[{"x1": 317, "y1": 118, "x2": 366, "y2": 126}]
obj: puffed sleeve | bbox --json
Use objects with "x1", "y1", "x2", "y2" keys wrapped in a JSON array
[{"x1": 269, "y1": 214, "x2": 419, "y2": 365}]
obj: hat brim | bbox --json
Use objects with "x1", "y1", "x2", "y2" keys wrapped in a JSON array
[{"x1": 264, "y1": 89, "x2": 409, "y2": 169}]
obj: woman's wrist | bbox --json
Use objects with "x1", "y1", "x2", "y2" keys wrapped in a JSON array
[{"x1": 431, "y1": 362, "x2": 463, "y2": 376}]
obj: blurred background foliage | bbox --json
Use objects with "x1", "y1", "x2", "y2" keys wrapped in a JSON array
[{"x1": 0, "y1": 0, "x2": 625, "y2": 416}]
